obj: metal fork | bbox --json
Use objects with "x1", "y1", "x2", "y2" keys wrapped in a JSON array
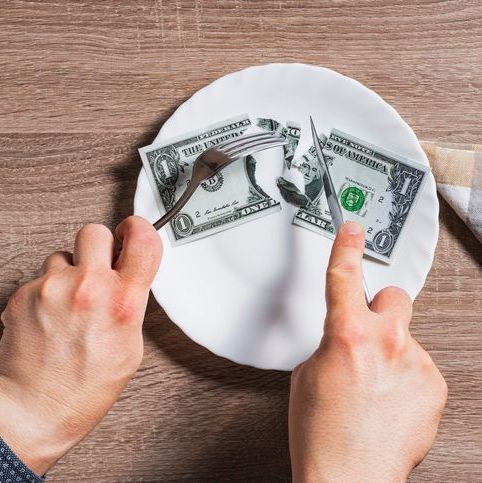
[{"x1": 152, "y1": 132, "x2": 288, "y2": 230}]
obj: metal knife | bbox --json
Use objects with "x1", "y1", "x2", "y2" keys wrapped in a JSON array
[{"x1": 310, "y1": 116, "x2": 372, "y2": 306}]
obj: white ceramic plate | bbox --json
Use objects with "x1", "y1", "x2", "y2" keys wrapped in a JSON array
[{"x1": 134, "y1": 63, "x2": 439, "y2": 371}]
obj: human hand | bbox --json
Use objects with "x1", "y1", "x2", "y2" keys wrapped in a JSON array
[
  {"x1": 289, "y1": 222, "x2": 447, "y2": 483},
  {"x1": 0, "y1": 216, "x2": 162, "y2": 475}
]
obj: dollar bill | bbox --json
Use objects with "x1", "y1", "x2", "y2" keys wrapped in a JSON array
[
  {"x1": 291, "y1": 129, "x2": 429, "y2": 263},
  {"x1": 256, "y1": 118, "x2": 301, "y2": 168},
  {"x1": 139, "y1": 114, "x2": 283, "y2": 245}
]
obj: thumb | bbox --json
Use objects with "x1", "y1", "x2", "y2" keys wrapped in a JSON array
[
  {"x1": 114, "y1": 216, "x2": 163, "y2": 289},
  {"x1": 325, "y1": 221, "x2": 367, "y2": 315}
]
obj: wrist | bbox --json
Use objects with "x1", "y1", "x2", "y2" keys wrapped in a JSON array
[{"x1": 0, "y1": 376, "x2": 79, "y2": 475}]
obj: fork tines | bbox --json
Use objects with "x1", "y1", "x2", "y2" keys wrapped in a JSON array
[{"x1": 217, "y1": 132, "x2": 287, "y2": 158}]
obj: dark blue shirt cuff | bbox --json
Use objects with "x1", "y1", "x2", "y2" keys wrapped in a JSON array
[{"x1": 0, "y1": 437, "x2": 44, "y2": 482}]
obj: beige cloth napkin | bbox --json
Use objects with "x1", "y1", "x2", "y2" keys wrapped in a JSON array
[{"x1": 421, "y1": 141, "x2": 482, "y2": 243}]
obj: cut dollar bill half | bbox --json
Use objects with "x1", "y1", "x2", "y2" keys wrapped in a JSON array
[
  {"x1": 290, "y1": 129, "x2": 430, "y2": 263},
  {"x1": 139, "y1": 114, "x2": 294, "y2": 245}
]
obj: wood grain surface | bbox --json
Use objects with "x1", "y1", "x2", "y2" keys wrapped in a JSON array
[{"x1": 0, "y1": 1, "x2": 481, "y2": 481}]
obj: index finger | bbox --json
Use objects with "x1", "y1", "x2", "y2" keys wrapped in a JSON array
[
  {"x1": 325, "y1": 221, "x2": 367, "y2": 315},
  {"x1": 114, "y1": 216, "x2": 163, "y2": 289}
]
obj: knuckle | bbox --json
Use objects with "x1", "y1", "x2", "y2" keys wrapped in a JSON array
[
  {"x1": 327, "y1": 261, "x2": 358, "y2": 276},
  {"x1": 125, "y1": 215, "x2": 147, "y2": 228},
  {"x1": 116, "y1": 216, "x2": 141, "y2": 237},
  {"x1": 123, "y1": 215, "x2": 139, "y2": 228},
  {"x1": 37, "y1": 275, "x2": 59, "y2": 303},
  {"x1": 120, "y1": 215, "x2": 136, "y2": 227},
  {"x1": 382, "y1": 324, "x2": 408, "y2": 358},
  {"x1": 8, "y1": 287, "x2": 23, "y2": 308},
  {"x1": 326, "y1": 262, "x2": 359, "y2": 284},
  {"x1": 110, "y1": 294, "x2": 139, "y2": 325},
  {"x1": 8, "y1": 283, "x2": 30, "y2": 312},
  {"x1": 386, "y1": 286, "x2": 413, "y2": 315},
  {"x1": 78, "y1": 223, "x2": 111, "y2": 240},
  {"x1": 386, "y1": 286, "x2": 410, "y2": 301},
  {"x1": 70, "y1": 270, "x2": 100, "y2": 310},
  {"x1": 71, "y1": 288, "x2": 95, "y2": 311},
  {"x1": 329, "y1": 321, "x2": 367, "y2": 349},
  {"x1": 45, "y1": 250, "x2": 65, "y2": 263}
]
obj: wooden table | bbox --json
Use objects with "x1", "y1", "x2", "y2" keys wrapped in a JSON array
[{"x1": 1, "y1": 1, "x2": 481, "y2": 481}]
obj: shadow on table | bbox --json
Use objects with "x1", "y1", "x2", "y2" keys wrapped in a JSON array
[
  {"x1": 141, "y1": 297, "x2": 292, "y2": 482},
  {"x1": 143, "y1": 295, "x2": 292, "y2": 390}
]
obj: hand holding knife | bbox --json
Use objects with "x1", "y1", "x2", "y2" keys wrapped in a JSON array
[{"x1": 310, "y1": 116, "x2": 373, "y2": 306}]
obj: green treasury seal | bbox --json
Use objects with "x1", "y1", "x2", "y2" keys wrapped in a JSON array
[{"x1": 340, "y1": 186, "x2": 365, "y2": 212}]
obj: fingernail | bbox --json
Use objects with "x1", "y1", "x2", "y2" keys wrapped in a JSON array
[{"x1": 341, "y1": 221, "x2": 363, "y2": 235}]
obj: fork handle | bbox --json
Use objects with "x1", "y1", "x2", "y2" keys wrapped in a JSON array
[{"x1": 153, "y1": 182, "x2": 198, "y2": 230}]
